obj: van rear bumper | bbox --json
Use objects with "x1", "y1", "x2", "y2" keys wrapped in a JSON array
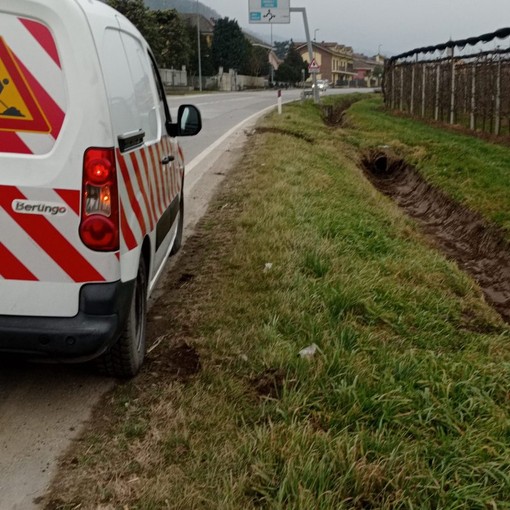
[{"x1": 0, "y1": 280, "x2": 135, "y2": 360}]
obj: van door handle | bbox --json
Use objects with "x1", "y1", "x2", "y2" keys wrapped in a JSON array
[{"x1": 161, "y1": 155, "x2": 174, "y2": 165}]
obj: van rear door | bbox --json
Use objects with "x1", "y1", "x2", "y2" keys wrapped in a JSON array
[{"x1": 0, "y1": 1, "x2": 119, "y2": 318}]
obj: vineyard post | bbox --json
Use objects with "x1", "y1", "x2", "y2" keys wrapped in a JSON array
[
  {"x1": 422, "y1": 63, "x2": 426, "y2": 117},
  {"x1": 399, "y1": 66, "x2": 404, "y2": 111},
  {"x1": 410, "y1": 57, "x2": 416, "y2": 115},
  {"x1": 450, "y1": 47, "x2": 456, "y2": 125},
  {"x1": 391, "y1": 65, "x2": 396, "y2": 109},
  {"x1": 435, "y1": 63, "x2": 440, "y2": 121},
  {"x1": 470, "y1": 62, "x2": 476, "y2": 130},
  {"x1": 495, "y1": 56, "x2": 501, "y2": 135}
]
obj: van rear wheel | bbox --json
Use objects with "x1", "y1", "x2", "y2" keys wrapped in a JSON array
[{"x1": 97, "y1": 256, "x2": 147, "y2": 378}]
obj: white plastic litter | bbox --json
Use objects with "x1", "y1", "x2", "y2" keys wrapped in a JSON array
[{"x1": 299, "y1": 343, "x2": 319, "y2": 359}]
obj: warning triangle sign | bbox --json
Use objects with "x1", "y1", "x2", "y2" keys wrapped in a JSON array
[
  {"x1": 309, "y1": 58, "x2": 320, "y2": 70},
  {"x1": 0, "y1": 37, "x2": 50, "y2": 134}
]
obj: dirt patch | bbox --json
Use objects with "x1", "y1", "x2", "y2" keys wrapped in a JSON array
[
  {"x1": 148, "y1": 341, "x2": 201, "y2": 379},
  {"x1": 322, "y1": 104, "x2": 349, "y2": 127},
  {"x1": 361, "y1": 149, "x2": 510, "y2": 323},
  {"x1": 177, "y1": 272, "x2": 195, "y2": 286},
  {"x1": 322, "y1": 97, "x2": 363, "y2": 127},
  {"x1": 41, "y1": 223, "x2": 216, "y2": 509},
  {"x1": 250, "y1": 368, "x2": 286, "y2": 399}
]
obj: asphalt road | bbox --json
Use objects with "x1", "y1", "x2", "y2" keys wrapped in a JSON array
[
  {"x1": 0, "y1": 87, "x2": 367, "y2": 510},
  {"x1": 169, "y1": 87, "x2": 365, "y2": 164}
]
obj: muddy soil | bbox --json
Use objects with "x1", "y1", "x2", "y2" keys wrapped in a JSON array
[{"x1": 361, "y1": 150, "x2": 510, "y2": 323}]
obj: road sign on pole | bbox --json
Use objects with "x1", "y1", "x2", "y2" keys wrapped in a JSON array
[
  {"x1": 308, "y1": 58, "x2": 320, "y2": 73},
  {"x1": 249, "y1": 0, "x2": 291, "y2": 24},
  {"x1": 290, "y1": 7, "x2": 320, "y2": 104}
]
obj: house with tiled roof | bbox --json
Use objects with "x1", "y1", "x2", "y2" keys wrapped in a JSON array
[
  {"x1": 244, "y1": 32, "x2": 282, "y2": 71},
  {"x1": 180, "y1": 13, "x2": 215, "y2": 45},
  {"x1": 353, "y1": 53, "x2": 384, "y2": 87},
  {"x1": 295, "y1": 41, "x2": 355, "y2": 85}
]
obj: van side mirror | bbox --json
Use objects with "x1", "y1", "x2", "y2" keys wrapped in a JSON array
[{"x1": 166, "y1": 105, "x2": 202, "y2": 137}]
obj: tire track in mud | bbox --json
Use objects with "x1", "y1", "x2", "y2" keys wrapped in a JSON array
[{"x1": 361, "y1": 150, "x2": 510, "y2": 323}]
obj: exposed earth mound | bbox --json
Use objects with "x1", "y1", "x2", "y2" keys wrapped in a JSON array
[{"x1": 362, "y1": 150, "x2": 510, "y2": 323}]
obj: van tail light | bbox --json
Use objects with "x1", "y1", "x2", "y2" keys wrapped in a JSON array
[{"x1": 79, "y1": 147, "x2": 119, "y2": 251}]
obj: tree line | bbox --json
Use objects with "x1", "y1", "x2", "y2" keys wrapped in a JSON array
[{"x1": 106, "y1": 0, "x2": 307, "y2": 83}]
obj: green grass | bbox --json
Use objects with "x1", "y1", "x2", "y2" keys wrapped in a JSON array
[
  {"x1": 46, "y1": 97, "x2": 510, "y2": 509},
  {"x1": 341, "y1": 97, "x2": 510, "y2": 233}
]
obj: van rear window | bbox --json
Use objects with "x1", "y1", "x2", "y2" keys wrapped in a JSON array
[{"x1": 0, "y1": 14, "x2": 67, "y2": 155}]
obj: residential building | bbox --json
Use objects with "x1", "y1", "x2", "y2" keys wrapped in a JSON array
[
  {"x1": 180, "y1": 13, "x2": 215, "y2": 46},
  {"x1": 295, "y1": 41, "x2": 355, "y2": 85},
  {"x1": 353, "y1": 53, "x2": 384, "y2": 87},
  {"x1": 244, "y1": 31, "x2": 282, "y2": 72}
]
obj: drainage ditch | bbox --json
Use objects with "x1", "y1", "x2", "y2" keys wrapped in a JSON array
[{"x1": 361, "y1": 150, "x2": 510, "y2": 323}]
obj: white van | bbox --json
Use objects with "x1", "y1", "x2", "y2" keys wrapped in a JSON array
[{"x1": 0, "y1": 0, "x2": 202, "y2": 376}]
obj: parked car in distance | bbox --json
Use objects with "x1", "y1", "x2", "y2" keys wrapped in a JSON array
[{"x1": 314, "y1": 79, "x2": 329, "y2": 92}]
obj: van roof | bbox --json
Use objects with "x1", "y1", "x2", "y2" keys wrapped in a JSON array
[
  {"x1": 72, "y1": 0, "x2": 142, "y2": 37},
  {"x1": 3, "y1": 0, "x2": 141, "y2": 37}
]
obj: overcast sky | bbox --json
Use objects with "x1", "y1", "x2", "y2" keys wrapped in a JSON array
[{"x1": 202, "y1": 0, "x2": 510, "y2": 56}]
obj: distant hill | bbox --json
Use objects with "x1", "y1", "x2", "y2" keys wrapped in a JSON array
[
  {"x1": 144, "y1": 0, "x2": 220, "y2": 19},
  {"x1": 144, "y1": 0, "x2": 271, "y2": 45}
]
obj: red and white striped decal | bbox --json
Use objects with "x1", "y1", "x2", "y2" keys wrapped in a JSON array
[
  {"x1": 0, "y1": 15, "x2": 66, "y2": 155},
  {"x1": 0, "y1": 185, "x2": 119, "y2": 283},
  {"x1": 118, "y1": 135, "x2": 183, "y2": 253}
]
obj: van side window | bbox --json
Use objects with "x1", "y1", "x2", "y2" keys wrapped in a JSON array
[
  {"x1": 120, "y1": 33, "x2": 159, "y2": 143},
  {"x1": 148, "y1": 55, "x2": 171, "y2": 124},
  {"x1": 101, "y1": 29, "x2": 140, "y2": 140},
  {"x1": 150, "y1": 59, "x2": 164, "y2": 102}
]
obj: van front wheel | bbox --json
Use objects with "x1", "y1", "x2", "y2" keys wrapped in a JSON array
[{"x1": 97, "y1": 257, "x2": 147, "y2": 378}]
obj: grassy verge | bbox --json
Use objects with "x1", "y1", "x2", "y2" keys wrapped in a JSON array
[
  {"x1": 47, "y1": 97, "x2": 510, "y2": 509},
  {"x1": 337, "y1": 96, "x2": 510, "y2": 232}
]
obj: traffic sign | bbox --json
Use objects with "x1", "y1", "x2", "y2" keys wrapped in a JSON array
[
  {"x1": 308, "y1": 58, "x2": 320, "y2": 73},
  {"x1": 249, "y1": 0, "x2": 291, "y2": 24}
]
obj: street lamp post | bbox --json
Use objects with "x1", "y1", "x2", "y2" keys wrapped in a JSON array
[
  {"x1": 196, "y1": 0, "x2": 202, "y2": 91},
  {"x1": 314, "y1": 28, "x2": 319, "y2": 42},
  {"x1": 270, "y1": 23, "x2": 274, "y2": 85}
]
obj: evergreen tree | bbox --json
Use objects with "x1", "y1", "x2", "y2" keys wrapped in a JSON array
[
  {"x1": 247, "y1": 46, "x2": 270, "y2": 77},
  {"x1": 152, "y1": 9, "x2": 192, "y2": 68},
  {"x1": 211, "y1": 18, "x2": 251, "y2": 73},
  {"x1": 273, "y1": 40, "x2": 290, "y2": 60},
  {"x1": 186, "y1": 25, "x2": 215, "y2": 76},
  {"x1": 107, "y1": 0, "x2": 197, "y2": 69},
  {"x1": 274, "y1": 41, "x2": 306, "y2": 83}
]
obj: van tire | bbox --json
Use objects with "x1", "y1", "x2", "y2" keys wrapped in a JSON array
[
  {"x1": 170, "y1": 191, "x2": 184, "y2": 256},
  {"x1": 97, "y1": 256, "x2": 147, "y2": 378}
]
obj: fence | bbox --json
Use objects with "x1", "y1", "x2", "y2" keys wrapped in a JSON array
[
  {"x1": 160, "y1": 68, "x2": 188, "y2": 89},
  {"x1": 161, "y1": 67, "x2": 267, "y2": 92},
  {"x1": 384, "y1": 28, "x2": 510, "y2": 135}
]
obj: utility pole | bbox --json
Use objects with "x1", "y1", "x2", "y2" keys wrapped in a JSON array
[
  {"x1": 196, "y1": 0, "x2": 202, "y2": 91},
  {"x1": 291, "y1": 7, "x2": 319, "y2": 104}
]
